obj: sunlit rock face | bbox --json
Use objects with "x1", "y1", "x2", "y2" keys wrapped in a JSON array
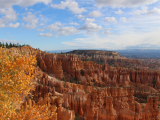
[
  {"x1": 9, "y1": 46, "x2": 159, "y2": 120},
  {"x1": 36, "y1": 50, "x2": 160, "y2": 88},
  {"x1": 21, "y1": 71, "x2": 159, "y2": 120}
]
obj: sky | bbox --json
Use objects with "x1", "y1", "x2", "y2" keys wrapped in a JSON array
[{"x1": 0, "y1": 0, "x2": 160, "y2": 51}]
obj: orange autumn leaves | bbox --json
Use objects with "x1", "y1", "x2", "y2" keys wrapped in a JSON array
[
  {"x1": 0, "y1": 47, "x2": 56, "y2": 119},
  {"x1": 0, "y1": 47, "x2": 36, "y2": 118},
  {"x1": 14, "y1": 104, "x2": 57, "y2": 120}
]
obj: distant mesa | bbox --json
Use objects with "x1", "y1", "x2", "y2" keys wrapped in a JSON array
[
  {"x1": 66, "y1": 50, "x2": 119, "y2": 56},
  {"x1": 66, "y1": 50, "x2": 127, "y2": 59}
]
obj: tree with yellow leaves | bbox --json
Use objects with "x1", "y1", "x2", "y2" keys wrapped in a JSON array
[
  {"x1": 0, "y1": 47, "x2": 37, "y2": 118},
  {"x1": 0, "y1": 47, "x2": 56, "y2": 119},
  {"x1": 14, "y1": 104, "x2": 57, "y2": 120}
]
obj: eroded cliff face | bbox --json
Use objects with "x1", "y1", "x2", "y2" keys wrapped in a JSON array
[
  {"x1": 34, "y1": 52, "x2": 160, "y2": 120},
  {"x1": 21, "y1": 72, "x2": 75, "y2": 120},
  {"x1": 7, "y1": 46, "x2": 160, "y2": 120},
  {"x1": 36, "y1": 52, "x2": 160, "y2": 89},
  {"x1": 6, "y1": 46, "x2": 160, "y2": 90},
  {"x1": 22, "y1": 72, "x2": 160, "y2": 120},
  {"x1": 66, "y1": 50, "x2": 160, "y2": 71}
]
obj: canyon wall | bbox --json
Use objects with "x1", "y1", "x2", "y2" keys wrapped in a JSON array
[
  {"x1": 7, "y1": 46, "x2": 160, "y2": 119},
  {"x1": 36, "y1": 52, "x2": 160, "y2": 89},
  {"x1": 23, "y1": 73, "x2": 160, "y2": 120}
]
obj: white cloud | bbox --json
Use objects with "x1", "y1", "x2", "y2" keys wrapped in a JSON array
[
  {"x1": 22, "y1": 12, "x2": 38, "y2": 24},
  {"x1": 40, "y1": 23, "x2": 44, "y2": 26},
  {"x1": 26, "y1": 24, "x2": 37, "y2": 29},
  {"x1": 22, "y1": 12, "x2": 38, "y2": 29},
  {"x1": 0, "y1": 39, "x2": 20, "y2": 43},
  {"x1": 39, "y1": 33, "x2": 53, "y2": 37},
  {"x1": 46, "y1": 22, "x2": 78, "y2": 36},
  {"x1": 0, "y1": 19, "x2": 5, "y2": 28},
  {"x1": 36, "y1": 29, "x2": 44, "y2": 31},
  {"x1": 146, "y1": 7, "x2": 160, "y2": 15},
  {"x1": 51, "y1": 0, "x2": 87, "y2": 14},
  {"x1": 46, "y1": 22, "x2": 62, "y2": 31},
  {"x1": 0, "y1": 8, "x2": 17, "y2": 27},
  {"x1": 0, "y1": 0, "x2": 52, "y2": 8},
  {"x1": 59, "y1": 27, "x2": 78, "y2": 35},
  {"x1": 19, "y1": 0, "x2": 51, "y2": 7},
  {"x1": 62, "y1": 28, "x2": 160, "y2": 50},
  {"x1": 94, "y1": 0, "x2": 158, "y2": 7},
  {"x1": 75, "y1": 14, "x2": 85, "y2": 20},
  {"x1": 0, "y1": 8, "x2": 17, "y2": 22},
  {"x1": 102, "y1": 30, "x2": 112, "y2": 34},
  {"x1": 87, "y1": 11, "x2": 102, "y2": 17},
  {"x1": 28, "y1": 8, "x2": 34, "y2": 11},
  {"x1": 8, "y1": 22, "x2": 20, "y2": 28},
  {"x1": 115, "y1": 9, "x2": 123, "y2": 14},
  {"x1": 120, "y1": 17, "x2": 127, "y2": 22},
  {"x1": 61, "y1": 14, "x2": 160, "y2": 50},
  {"x1": 69, "y1": 22, "x2": 79, "y2": 25},
  {"x1": 0, "y1": 0, "x2": 19, "y2": 8},
  {"x1": 10, "y1": 36, "x2": 14, "y2": 38},
  {"x1": 132, "y1": 6, "x2": 148, "y2": 15},
  {"x1": 132, "y1": 7, "x2": 160, "y2": 15},
  {"x1": 22, "y1": 23, "x2": 37, "y2": 29},
  {"x1": 39, "y1": 14, "x2": 43, "y2": 17},
  {"x1": 62, "y1": 35, "x2": 118, "y2": 49},
  {"x1": 79, "y1": 18, "x2": 102, "y2": 33},
  {"x1": 104, "y1": 17, "x2": 117, "y2": 23}
]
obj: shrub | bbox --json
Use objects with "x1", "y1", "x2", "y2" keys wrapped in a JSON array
[
  {"x1": 0, "y1": 47, "x2": 37, "y2": 118},
  {"x1": 75, "y1": 113, "x2": 80, "y2": 120}
]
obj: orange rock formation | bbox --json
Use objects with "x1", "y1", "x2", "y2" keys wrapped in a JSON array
[{"x1": 6, "y1": 46, "x2": 160, "y2": 120}]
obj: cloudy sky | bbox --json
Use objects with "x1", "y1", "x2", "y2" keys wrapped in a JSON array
[{"x1": 0, "y1": 0, "x2": 160, "y2": 50}]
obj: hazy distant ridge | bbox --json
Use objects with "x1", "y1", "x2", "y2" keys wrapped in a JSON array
[{"x1": 126, "y1": 43, "x2": 160, "y2": 49}]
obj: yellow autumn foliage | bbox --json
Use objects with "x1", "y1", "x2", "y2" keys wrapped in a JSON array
[
  {"x1": 0, "y1": 47, "x2": 36, "y2": 118},
  {"x1": 0, "y1": 47, "x2": 56, "y2": 120},
  {"x1": 14, "y1": 104, "x2": 57, "y2": 120}
]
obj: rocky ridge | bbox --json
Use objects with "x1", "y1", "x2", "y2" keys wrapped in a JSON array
[
  {"x1": 66, "y1": 50, "x2": 160, "y2": 71},
  {"x1": 66, "y1": 50, "x2": 126, "y2": 59}
]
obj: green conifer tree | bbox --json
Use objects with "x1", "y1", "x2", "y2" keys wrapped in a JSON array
[
  {"x1": 13, "y1": 43, "x2": 15, "y2": 47},
  {"x1": 6, "y1": 42, "x2": 9, "y2": 48},
  {"x1": 9, "y1": 42, "x2": 12, "y2": 48},
  {"x1": 16, "y1": 43, "x2": 19, "y2": 47},
  {"x1": 2, "y1": 42, "x2": 4, "y2": 48}
]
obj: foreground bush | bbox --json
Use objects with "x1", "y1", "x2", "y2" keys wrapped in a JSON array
[
  {"x1": 14, "y1": 104, "x2": 57, "y2": 120},
  {"x1": 0, "y1": 47, "x2": 55, "y2": 119}
]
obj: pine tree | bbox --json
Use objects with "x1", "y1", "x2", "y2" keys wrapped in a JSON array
[
  {"x1": 16, "y1": 43, "x2": 19, "y2": 47},
  {"x1": 13, "y1": 43, "x2": 15, "y2": 47},
  {"x1": 6, "y1": 42, "x2": 9, "y2": 48},
  {"x1": 9, "y1": 42, "x2": 12, "y2": 48},
  {"x1": 2, "y1": 42, "x2": 4, "y2": 48},
  {"x1": 0, "y1": 42, "x2": 2, "y2": 47}
]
